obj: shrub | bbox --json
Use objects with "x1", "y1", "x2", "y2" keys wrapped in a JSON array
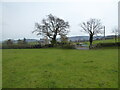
[
  {"x1": 91, "y1": 42, "x2": 120, "y2": 49},
  {"x1": 42, "y1": 44, "x2": 53, "y2": 48},
  {"x1": 57, "y1": 42, "x2": 75, "y2": 49},
  {"x1": 61, "y1": 44, "x2": 75, "y2": 49},
  {"x1": 2, "y1": 44, "x2": 42, "y2": 49}
]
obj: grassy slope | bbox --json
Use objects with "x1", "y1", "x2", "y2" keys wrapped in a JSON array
[
  {"x1": 83, "y1": 38, "x2": 119, "y2": 45},
  {"x1": 0, "y1": 49, "x2": 2, "y2": 89},
  {"x1": 2, "y1": 48, "x2": 118, "y2": 88}
]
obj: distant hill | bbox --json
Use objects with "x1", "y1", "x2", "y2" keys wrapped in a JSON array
[
  {"x1": 68, "y1": 36, "x2": 89, "y2": 41},
  {"x1": 25, "y1": 39, "x2": 39, "y2": 43},
  {"x1": 67, "y1": 35, "x2": 117, "y2": 42},
  {"x1": 1, "y1": 39, "x2": 39, "y2": 44},
  {"x1": 57, "y1": 36, "x2": 104, "y2": 42},
  {"x1": 2, "y1": 35, "x2": 117, "y2": 43}
]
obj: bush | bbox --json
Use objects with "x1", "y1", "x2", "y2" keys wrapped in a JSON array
[
  {"x1": 56, "y1": 42, "x2": 75, "y2": 49},
  {"x1": 61, "y1": 44, "x2": 75, "y2": 49},
  {"x1": 91, "y1": 42, "x2": 120, "y2": 49},
  {"x1": 2, "y1": 44, "x2": 42, "y2": 49},
  {"x1": 2, "y1": 41, "x2": 76, "y2": 49},
  {"x1": 42, "y1": 44, "x2": 53, "y2": 48}
]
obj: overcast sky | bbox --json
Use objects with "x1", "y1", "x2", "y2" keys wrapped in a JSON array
[{"x1": 1, "y1": 0, "x2": 119, "y2": 40}]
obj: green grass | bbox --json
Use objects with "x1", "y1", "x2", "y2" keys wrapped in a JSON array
[
  {"x1": 93, "y1": 38, "x2": 119, "y2": 44},
  {"x1": 0, "y1": 49, "x2": 2, "y2": 89},
  {"x1": 28, "y1": 42, "x2": 39, "y2": 45},
  {"x1": 83, "y1": 38, "x2": 119, "y2": 45},
  {"x1": 2, "y1": 48, "x2": 118, "y2": 88}
]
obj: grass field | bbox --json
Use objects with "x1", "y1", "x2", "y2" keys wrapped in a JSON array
[
  {"x1": 0, "y1": 49, "x2": 2, "y2": 89},
  {"x1": 82, "y1": 38, "x2": 119, "y2": 45},
  {"x1": 2, "y1": 48, "x2": 118, "y2": 88}
]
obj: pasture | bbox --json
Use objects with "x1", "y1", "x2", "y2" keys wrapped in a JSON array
[
  {"x1": 2, "y1": 48, "x2": 118, "y2": 88},
  {"x1": 0, "y1": 49, "x2": 2, "y2": 89},
  {"x1": 82, "y1": 38, "x2": 119, "y2": 45}
]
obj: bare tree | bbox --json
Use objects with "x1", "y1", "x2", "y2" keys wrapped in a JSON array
[
  {"x1": 60, "y1": 34, "x2": 68, "y2": 42},
  {"x1": 17, "y1": 39, "x2": 23, "y2": 45},
  {"x1": 112, "y1": 27, "x2": 118, "y2": 43},
  {"x1": 80, "y1": 19, "x2": 104, "y2": 48},
  {"x1": 23, "y1": 38, "x2": 27, "y2": 44},
  {"x1": 6, "y1": 39, "x2": 13, "y2": 45},
  {"x1": 33, "y1": 14, "x2": 70, "y2": 45}
]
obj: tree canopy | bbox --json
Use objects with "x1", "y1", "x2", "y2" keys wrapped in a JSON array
[
  {"x1": 80, "y1": 18, "x2": 104, "y2": 48},
  {"x1": 33, "y1": 14, "x2": 70, "y2": 45}
]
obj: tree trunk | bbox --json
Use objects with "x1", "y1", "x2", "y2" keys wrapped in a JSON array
[
  {"x1": 89, "y1": 34, "x2": 93, "y2": 49},
  {"x1": 51, "y1": 34, "x2": 57, "y2": 46},
  {"x1": 115, "y1": 35, "x2": 117, "y2": 43},
  {"x1": 51, "y1": 29, "x2": 58, "y2": 46}
]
